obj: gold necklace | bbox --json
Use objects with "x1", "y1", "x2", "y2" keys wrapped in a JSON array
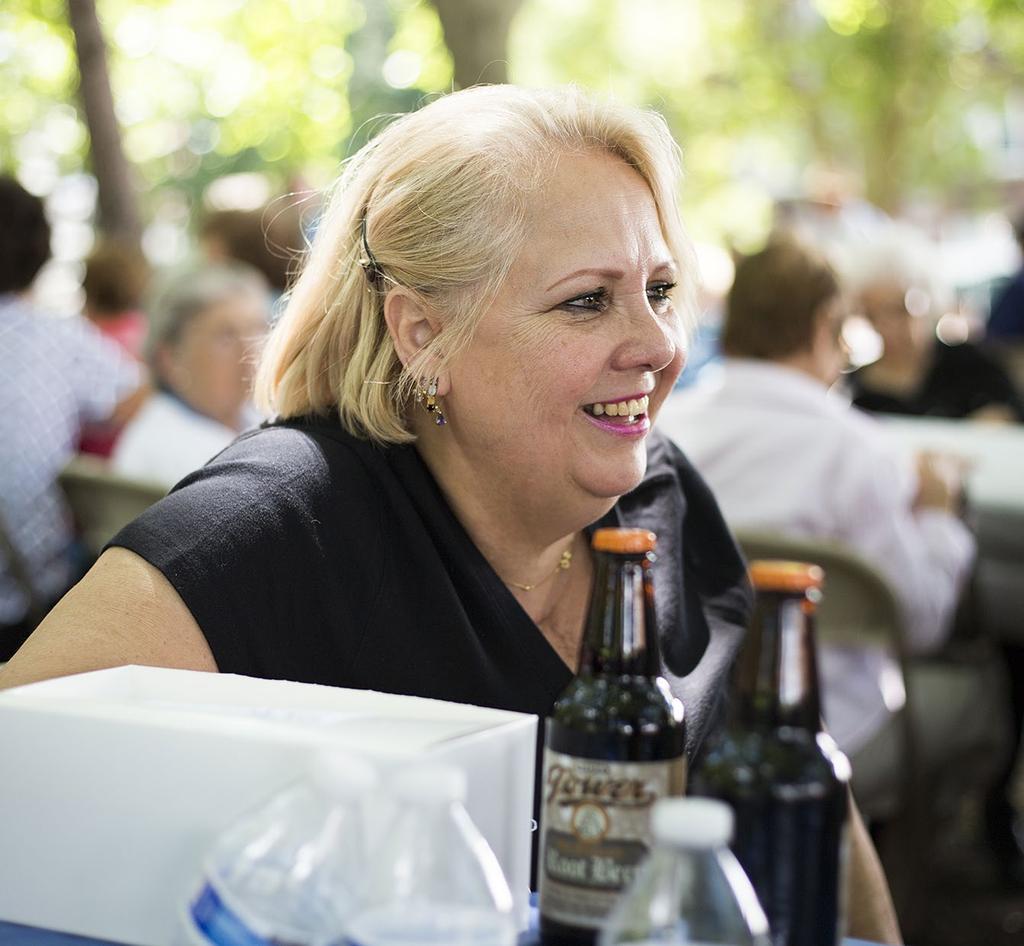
[{"x1": 504, "y1": 547, "x2": 574, "y2": 592}]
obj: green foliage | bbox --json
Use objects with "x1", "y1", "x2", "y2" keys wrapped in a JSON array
[
  {"x1": 1, "y1": 0, "x2": 1022, "y2": 248},
  {"x1": 0, "y1": 2, "x2": 77, "y2": 175},
  {"x1": 0, "y1": 0, "x2": 453, "y2": 217},
  {"x1": 511, "y1": 0, "x2": 1024, "y2": 246}
]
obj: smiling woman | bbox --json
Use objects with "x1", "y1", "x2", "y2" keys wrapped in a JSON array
[
  {"x1": 0, "y1": 85, "x2": 899, "y2": 944},
  {"x1": 398, "y1": 149, "x2": 685, "y2": 540}
]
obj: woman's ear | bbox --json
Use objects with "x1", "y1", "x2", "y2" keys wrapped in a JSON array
[{"x1": 383, "y1": 288, "x2": 449, "y2": 394}]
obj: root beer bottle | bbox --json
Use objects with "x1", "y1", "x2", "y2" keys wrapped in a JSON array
[
  {"x1": 690, "y1": 561, "x2": 851, "y2": 946},
  {"x1": 538, "y1": 528, "x2": 686, "y2": 945}
]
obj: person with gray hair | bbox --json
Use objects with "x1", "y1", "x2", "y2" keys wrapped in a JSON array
[
  {"x1": 110, "y1": 264, "x2": 269, "y2": 487},
  {"x1": 1, "y1": 87, "x2": 900, "y2": 942},
  {"x1": 844, "y1": 225, "x2": 1023, "y2": 423}
]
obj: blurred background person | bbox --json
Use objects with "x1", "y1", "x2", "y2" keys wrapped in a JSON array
[
  {"x1": 986, "y1": 209, "x2": 1024, "y2": 401},
  {"x1": 845, "y1": 228, "x2": 1024, "y2": 887},
  {"x1": 0, "y1": 176, "x2": 143, "y2": 659},
  {"x1": 111, "y1": 264, "x2": 269, "y2": 488},
  {"x1": 845, "y1": 228, "x2": 1024, "y2": 424},
  {"x1": 199, "y1": 203, "x2": 307, "y2": 311},
  {"x1": 988, "y1": 209, "x2": 1024, "y2": 344},
  {"x1": 82, "y1": 237, "x2": 152, "y2": 359},
  {"x1": 78, "y1": 238, "x2": 153, "y2": 458},
  {"x1": 658, "y1": 238, "x2": 1008, "y2": 833}
]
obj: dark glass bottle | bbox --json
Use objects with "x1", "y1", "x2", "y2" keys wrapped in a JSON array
[
  {"x1": 538, "y1": 528, "x2": 686, "y2": 946},
  {"x1": 690, "y1": 561, "x2": 851, "y2": 946}
]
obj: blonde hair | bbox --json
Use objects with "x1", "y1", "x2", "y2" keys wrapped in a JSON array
[{"x1": 255, "y1": 84, "x2": 695, "y2": 444}]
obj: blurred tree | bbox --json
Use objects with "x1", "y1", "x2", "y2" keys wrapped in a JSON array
[
  {"x1": 66, "y1": 0, "x2": 140, "y2": 245},
  {"x1": 512, "y1": 0, "x2": 1024, "y2": 242},
  {"x1": 2, "y1": 0, "x2": 1021, "y2": 256},
  {"x1": 432, "y1": 0, "x2": 523, "y2": 87},
  {"x1": 0, "y1": 0, "x2": 453, "y2": 256}
]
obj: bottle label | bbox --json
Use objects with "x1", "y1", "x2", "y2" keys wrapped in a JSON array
[
  {"x1": 188, "y1": 880, "x2": 278, "y2": 946},
  {"x1": 538, "y1": 750, "x2": 686, "y2": 930}
]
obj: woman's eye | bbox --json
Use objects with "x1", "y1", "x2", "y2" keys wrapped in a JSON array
[
  {"x1": 560, "y1": 288, "x2": 609, "y2": 314},
  {"x1": 647, "y1": 282, "x2": 676, "y2": 311}
]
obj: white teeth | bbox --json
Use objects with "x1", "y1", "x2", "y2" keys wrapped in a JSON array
[
  {"x1": 628, "y1": 398, "x2": 641, "y2": 416},
  {"x1": 592, "y1": 403, "x2": 604, "y2": 416}
]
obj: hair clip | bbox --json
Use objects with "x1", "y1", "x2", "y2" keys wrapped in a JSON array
[{"x1": 359, "y1": 214, "x2": 385, "y2": 287}]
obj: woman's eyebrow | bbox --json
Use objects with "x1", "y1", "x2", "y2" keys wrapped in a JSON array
[
  {"x1": 544, "y1": 259, "x2": 678, "y2": 293},
  {"x1": 546, "y1": 267, "x2": 624, "y2": 293}
]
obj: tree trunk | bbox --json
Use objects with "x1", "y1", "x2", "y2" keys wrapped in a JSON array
[
  {"x1": 431, "y1": 0, "x2": 524, "y2": 89},
  {"x1": 860, "y1": 0, "x2": 927, "y2": 215},
  {"x1": 66, "y1": 0, "x2": 142, "y2": 246}
]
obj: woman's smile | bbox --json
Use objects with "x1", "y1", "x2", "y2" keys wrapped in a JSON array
[{"x1": 581, "y1": 393, "x2": 652, "y2": 438}]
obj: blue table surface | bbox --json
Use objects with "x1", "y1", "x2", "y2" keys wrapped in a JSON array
[{"x1": 0, "y1": 918, "x2": 879, "y2": 946}]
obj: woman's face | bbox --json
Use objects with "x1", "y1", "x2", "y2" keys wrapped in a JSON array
[
  {"x1": 440, "y1": 151, "x2": 685, "y2": 507},
  {"x1": 860, "y1": 280, "x2": 931, "y2": 360},
  {"x1": 163, "y1": 290, "x2": 268, "y2": 427}
]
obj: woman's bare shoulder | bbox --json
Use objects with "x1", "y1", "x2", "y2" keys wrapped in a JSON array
[{"x1": 0, "y1": 547, "x2": 218, "y2": 691}]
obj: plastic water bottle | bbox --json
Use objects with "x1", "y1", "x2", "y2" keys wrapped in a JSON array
[
  {"x1": 345, "y1": 762, "x2": 517, "y2": 946},
  {"x1": 599, "y1": 797, "x2": 770, "y2": 946},
  {"x1": 181, "y1": 751, "x2": 377, "y2": 946}
]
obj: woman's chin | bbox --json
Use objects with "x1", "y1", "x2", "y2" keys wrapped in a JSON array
[{"x1": 574, "y1": 454, "x2": 648, "y2": 503}]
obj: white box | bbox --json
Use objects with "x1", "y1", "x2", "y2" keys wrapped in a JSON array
[{"x1": 0, "y1": 666, "x2": 537, "y2": 945}]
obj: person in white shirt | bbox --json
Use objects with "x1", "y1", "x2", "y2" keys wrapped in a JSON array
[
  {"x1": 0, "y1": 177, "x2": 144, "y2": 659},
  {"x1": 659, "y1": 237, "x2": 1006, "y2": 817},
  {"x1": 112, "y1": 265, "x2": 268, "y2": 488}
]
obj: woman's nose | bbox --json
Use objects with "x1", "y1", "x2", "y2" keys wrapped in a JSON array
[{"x1": 614, "y1": 290, "x2": 682, "y2": 374}]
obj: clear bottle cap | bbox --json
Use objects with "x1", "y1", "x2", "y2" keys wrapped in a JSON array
[
  {"x1": 389, "y1": 762, "x2": 467, "y2": 804},
  {"x1": 309, "y1": 751, "x2": 377, "y2": 799},
  {"x1": 652, "y1": 797, "x2": 733, "y2": 849}
]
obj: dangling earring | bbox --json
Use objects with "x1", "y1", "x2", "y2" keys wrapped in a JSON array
[{"x1": 415, "y1": 378, "x2": 447, "y2": 426}]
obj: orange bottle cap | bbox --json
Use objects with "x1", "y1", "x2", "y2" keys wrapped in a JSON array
[
  {"x1": 592, "y1": 528, "x2": 657, "y2": 554},
  {"x1": 748, "y1": 560, "x2": 824, "y2": 593}
]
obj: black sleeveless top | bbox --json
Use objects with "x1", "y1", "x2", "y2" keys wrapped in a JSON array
[{"x1": 110, "y1": 417, "x2": 750, "y2": 761}]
